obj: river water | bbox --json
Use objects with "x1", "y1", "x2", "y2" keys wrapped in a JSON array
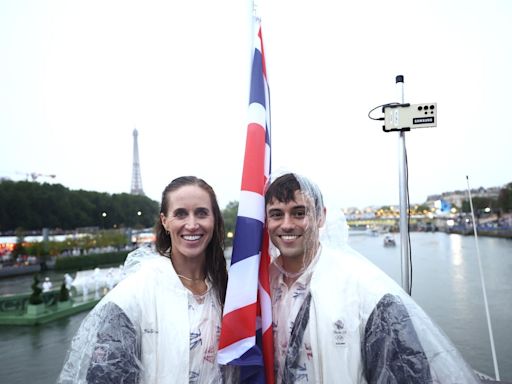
[{"x1": 0, "y1": 232, "x2": 511, "y2": 383}]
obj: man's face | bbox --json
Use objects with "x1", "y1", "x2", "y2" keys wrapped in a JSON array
[{"x1": 266, "y1": 190, "x2": 319, "y2": 261}]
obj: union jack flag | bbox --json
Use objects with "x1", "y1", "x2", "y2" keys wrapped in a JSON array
[{"x1": 218, "y1": 18, "x2": 274, "y2": 384}]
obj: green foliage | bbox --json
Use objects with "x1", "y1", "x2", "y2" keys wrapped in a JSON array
[
  {"x1": 461, "y1": 197, "x2": 498, "y2": 213},
  {"x1": 498, "y1": 183, "x2": 512, "y2": 212},
  {"x1": 54, "y1": 251, "x2": 129, "y2": 271},
  {"x1": 59, "y1": 281, "x2": 70, "y2": 302},
  {"x1": 28, "y1": 274, "x2": 43, "y2": 305},
  {"x1": 415, "y1": 204, "x2": 430, "y2": 212},
  {"x1": 0, "y1": 180, "x2": 159, "y2": 232},
  {"x1": 11, "y1": 227, "x2": 27, "y2": 258},
  {"x1": 222, "y1": 201, "x2": 238, "y2": 246}
]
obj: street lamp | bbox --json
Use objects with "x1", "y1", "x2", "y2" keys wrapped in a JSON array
[
  {"x1": 136, "y1": 210, "x2": 142, "y2": 228},
  {"x1": 101, "y1": 212, "x2": 107, "y2": 229}
]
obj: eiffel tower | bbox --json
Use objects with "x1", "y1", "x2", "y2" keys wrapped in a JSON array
[{"x1": 130, "y1": 128, "x2": 145, "y2": 196}]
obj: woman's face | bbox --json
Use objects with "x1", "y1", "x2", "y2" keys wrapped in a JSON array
[{"x1": 160, "y1": 185, "x2": 215, "y2": 262}]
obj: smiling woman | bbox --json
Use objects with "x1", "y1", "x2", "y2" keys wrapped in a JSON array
[
  {"x1": 58, "y1": 176, "x2": 236, "y2": 383},
  {"x1": 156, "y1": 177, "x2": 227, "y2": 302}
]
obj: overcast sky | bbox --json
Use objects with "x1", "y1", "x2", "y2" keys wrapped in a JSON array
[{"x1": 1, "y1": 0, "x2": 511, "y2": 211}]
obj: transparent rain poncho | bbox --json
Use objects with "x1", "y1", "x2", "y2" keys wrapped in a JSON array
[
  {"x1": 58, "y1": 246, "x2": 227, "y2": 383},
  {"x1": 266, "y1": 172, "x2": 481, "y2": 383}
]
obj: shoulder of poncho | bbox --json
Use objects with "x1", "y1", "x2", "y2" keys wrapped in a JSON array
[
  {"x1": 97, "y1": 255, "x2": 180, "y2": 315},
  {"x1": 130, "y1": 255, "x2": 177, "y2": 285},
  {"x1": 314, "y1": 245, "x2": 403, "y2": 296},
  {"x1": 123, "y1": 245, "x2": 162, "y2": 272}
]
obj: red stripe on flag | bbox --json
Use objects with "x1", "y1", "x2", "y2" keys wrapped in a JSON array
[
  {"x1": 262, "y1": 327, "x2": 274, "y2": 383},
  {"x1": 218, "y1": 303, "x2": 258, "y2": 349},
  {"x1": 241, "y1": 122, "x2": 266, "y2": 194},
  {"x1": 259, "y1": 233, "x2": 274, "y2": 384}
]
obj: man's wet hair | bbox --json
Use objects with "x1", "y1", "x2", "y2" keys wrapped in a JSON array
[{"x1": 265, "y1": 173, "x2": 324, "y2": 218}]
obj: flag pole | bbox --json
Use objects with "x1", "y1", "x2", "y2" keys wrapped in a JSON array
[
  {"x1": 249, "y1": 0, "x2": 256, "y2": 62},
  {"x1": 466, "y1": 175, "x2": 500, "y2": 380}
]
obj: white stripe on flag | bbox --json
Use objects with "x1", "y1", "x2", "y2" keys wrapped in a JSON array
[
  {"x1": 217, "y1": 336, "x2": 256, "y2": 365},
  {"x1": 238, "y1": 190, "x2": 265, "y2": 223},
  {"x1": 248, "y1": 102, "x2": 266, "y2": 129},
  {"x1": 264, "y1": 142, "x2": 271, "y2": 177},
  {"x1": 258, "y1": 282, "x2": 272, "y2": 332},
  {"x1": 223, "y1": 254, "x2": 260, "y2": 315}
]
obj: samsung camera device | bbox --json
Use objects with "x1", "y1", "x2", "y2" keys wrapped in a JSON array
[{"x1": 383, "y1": 103, "x2": 437, "y2": 131}]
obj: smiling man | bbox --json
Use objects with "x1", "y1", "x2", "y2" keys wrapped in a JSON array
[{"x1": 264, "y1": 173, "x2": 480, "y2": 384}]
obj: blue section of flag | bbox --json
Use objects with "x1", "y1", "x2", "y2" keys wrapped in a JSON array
[
  {"x1": 236, "y1": 329, "x2": 265, "y2": 383},
  {"x1": 249, "y1": 49, "x2": 265, "y2": 107},
  {"x1": 231, "y1": 216, "x2": 264, "y2": 264}
]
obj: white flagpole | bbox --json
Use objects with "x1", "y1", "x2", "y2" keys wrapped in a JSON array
[{"x1": 248, "y1": 0, "x2": 258, "y2": 99}]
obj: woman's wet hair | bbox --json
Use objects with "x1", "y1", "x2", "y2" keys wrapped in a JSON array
[{"x1": 154, "y1": 176, "x2": 227, "y2": 304}]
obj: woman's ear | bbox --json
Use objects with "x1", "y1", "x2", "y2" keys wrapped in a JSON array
[
  {"x1": 317, "y1": 207, "x2": 327, "y2": 228},
  {"x1": 160, "y1": 212, "x2": 167, "y2": 229}
]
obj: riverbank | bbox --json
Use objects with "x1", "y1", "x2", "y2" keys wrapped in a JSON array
[
  {"x1": 446, "y1": 227, "x2": 512, "y2": 238},
  {"x1": 0, "y1": 250, "x2": 129, "y2": 278}
]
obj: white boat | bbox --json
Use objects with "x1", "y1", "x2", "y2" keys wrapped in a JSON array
[
  {"x1": 348, "y1": 225, "x2": 378, "y2": 236},
  {"x1": 383, "y1": 235, "x2": 396, "y2": 247}
]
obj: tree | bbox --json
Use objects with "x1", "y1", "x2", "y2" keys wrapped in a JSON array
[
  {"x1": 222, "y1": 201, "x2": 239, "y2": 246},
  {"x1": 461, "y1": 197, "x2": 497, "y2": 213},
  {"x1": 0, "y1": 180, "x2": 159, "y2": 232},
  {"x1": 222, "y1": 201, "x2": 238, "y2": 234},
  {"x1": 498, "y1": 183, "x2": 512, "y2": 213},
  {"x1": 11, "y1": 227, "x2": 26, "y2": 259}
]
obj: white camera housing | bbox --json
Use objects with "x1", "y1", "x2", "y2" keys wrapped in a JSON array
[{"x1": 384, "y1": 103, "x2": 437, "y2": 130}]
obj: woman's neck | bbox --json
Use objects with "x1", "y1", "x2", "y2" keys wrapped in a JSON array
[
  {"x1": 170, "y1": 254, "x2": 208, "y2": 297},
  {"x1": 170, "y1": 253, "x2": 206, "y2": 281}
]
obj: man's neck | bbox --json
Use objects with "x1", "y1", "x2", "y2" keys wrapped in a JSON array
[
  {"x1": 279, "y1": 243, "x2": 321, "y2": 287},
  {"x1": 280, "y1": 255, "x2": 307, "y2": 275}
]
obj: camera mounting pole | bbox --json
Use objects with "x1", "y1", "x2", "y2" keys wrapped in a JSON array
[
  {"x1": 369, "y1": 77, "x2": 437, "y2": 294},
  {"x1": 395, "y1": 75, "x2": 412, "y2": 294}
]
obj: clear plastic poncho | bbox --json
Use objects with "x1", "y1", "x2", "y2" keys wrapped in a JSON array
[
  {"x1": 267, "y1": 172, "x2": 481, "y2": 383},
  {"x1": 58, "y1": 246, "x2": 226, "y2": 383}
]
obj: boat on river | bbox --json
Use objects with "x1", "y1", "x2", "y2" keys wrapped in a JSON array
[
  {"x1": 348, "y1": 224, "x2": 378, "y2": 237},
  {"x1": 383, "y1": 235, "x2": 396, "y2": 247}
]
